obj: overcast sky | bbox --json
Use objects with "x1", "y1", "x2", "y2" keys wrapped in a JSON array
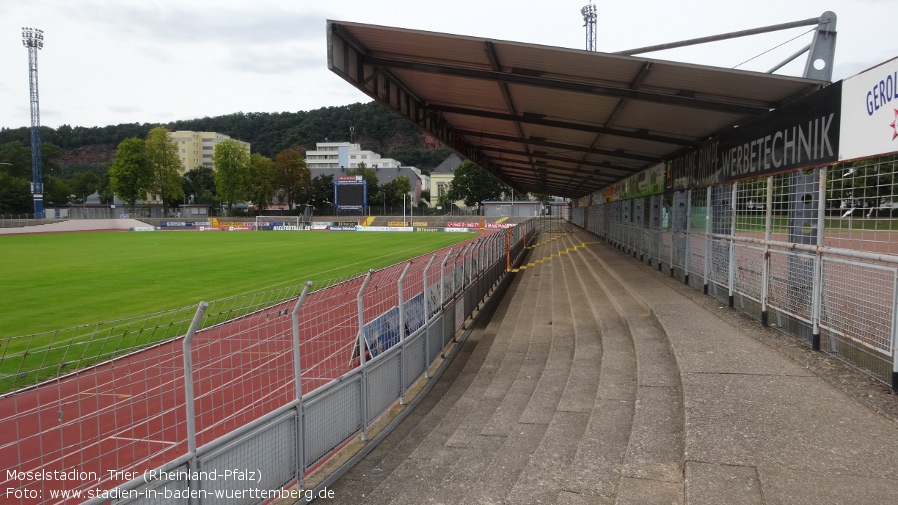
[{"x1": 0, "y1": 0, "x2": 894, "y2": 130}]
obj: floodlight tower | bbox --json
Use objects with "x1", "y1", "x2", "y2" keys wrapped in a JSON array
[
  {"x1": 22, "y1": 27, "x2": 45, "y2": 218},
  {"x1": 581, "y1": 1, "x2": 597, "y2": 51}
]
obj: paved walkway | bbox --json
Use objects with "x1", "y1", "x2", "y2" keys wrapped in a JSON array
[
  {"x1": 325, "y1": 227, "x2": 898, "y2": 505},
  {"x1": 0, "y1": 218, "x2": 149, "y2": 234}
]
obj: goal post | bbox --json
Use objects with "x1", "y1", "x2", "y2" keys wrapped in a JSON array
[{"x1": 254, "y1": 215, "x2": 300, "y2": 230}]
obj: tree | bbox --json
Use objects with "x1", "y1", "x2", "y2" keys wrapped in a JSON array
[
  {"x1": 70, "y1": 172, "x2": 100, "y2": 203},
  {"x1": 248, "y1": 153, "x2": 275, "y2": 214},
  {"x1": 446, "y1": 160, "x2": 505, "y2": 210},
  {"x1": 97, "y1": 173, "x2": 115, "y2": 205},
  {"x1": 345, "y1": 163, "x2": 380, "y2": 197},
  {"x1": 213, "y1": 140, "x2": 251, "y2": 216},
  {"x1": 144, "y1": 127, "x2": 184, "y2": 216},
  {"x1": 273, "y1": 149, "x2": 310, "y2": 210},
  {"x1": 109, "y1": 137, "x2": 151, "y2": 212},
  {"x1": 301, "y1": 174, "x2": 334, "y2": 214},
  {"x1": 0, "y1": 173, "x2": 31, "y2": 214},
  {"x1": 43, "y1": 176, "x2": 72, "y2": 207},
  {"x1": 380, "y1": 175, "x2": 412, "y2": 206},
  {"x1": 0, "y1": 141, "x2": 32, "y2": 180},
  {"x1": 182, "y1": 166, "x2": 217, "y2": 205}
]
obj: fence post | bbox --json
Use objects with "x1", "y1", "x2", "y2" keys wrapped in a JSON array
[
  {"x1": 356, "y1": 270, "x2": 373, "y2": 441},
  {"x1": 440, "y1": 250, "x2": 453, "y2": 357},
  {"x1": 811, "y1": 168, "x2": 827, "y2": 351},
  {"x1": 452, "y1": 246, "x2": 468, "y2": 338},
  {"x1": 291, "y1": 281, "x2": 312, "y2": 489},
  {"x1": 761, "y1": 176, "x2": 773, "y2": 326},
  {"x1": 892, "y1": 272, "x2": 898, "y2": 392},
  {"x1": 422, "y1": 255, "x2": 436, "y2": 379},
  {"x1": 440, "y1": 249, "x2": 453, "y2": 309},
  {"x1": 460, "y1": 244, "x2": 467, "y2": 293},
  {"x1": 704, "y1": 186, "x2": 712, "y2": 295},
  {"x1": 182, "y1": 301, "x2": 208, "y2": 505},
  {"x1": 291, "y1": 282, "x2": 313, "y2": 400},
  {"x1": 397, "y1": 262, "x2": 412, "y2": 405},
  {"x1": 727, "y1": 182, "x2": 737, "y2": 307},
  {"x1": 460, "y1": 244, "x2": 472, "y2": 290},
  {"x1": 669, "y1": 200, "x2": 675, "y2": 277},
  {"x1": 684, "y1": 190, "x2": 691, "y2": 286},
  {"x1": 505, "y1": 229, "x2": 511, "y2": 272}
]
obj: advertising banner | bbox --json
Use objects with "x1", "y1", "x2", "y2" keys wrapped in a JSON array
[
  {"x1": 839, "y1": 56, "x2": 898, "y2": 160},
  {"x1": 357, "y1": 226, "x2": 414, "y2": 232},
  {"x1": 667, "y1": 81, "x2": 842, "y2": 189},
  {"x1": 272, "y1": 225, "x2": 311, "y2": 231},
  {"x1": 160, "y1": 221, "x2": 212, "y2": 228}
]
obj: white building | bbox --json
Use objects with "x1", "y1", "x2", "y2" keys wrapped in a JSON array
[
  {"x1": 305, "y1": 142, "x2": 405, "y2": 170},
  {"x1": 305, "y1": 141, "x2": 430, "y2": 204}
]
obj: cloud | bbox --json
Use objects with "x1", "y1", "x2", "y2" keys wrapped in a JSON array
[
  {"x1": 229, "y1": 43, "x2": 325, "y2": 75},
  {"x1": 56, "y1": 1, "x2": 324, "y2": 46}
]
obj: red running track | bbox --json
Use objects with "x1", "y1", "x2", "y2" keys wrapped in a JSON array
[{"x1": 0, "y1": 276, "x2": 368, "y2": 504}]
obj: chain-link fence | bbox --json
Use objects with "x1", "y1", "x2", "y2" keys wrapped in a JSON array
[{"x1": 573, "y1": 156, "x2": 898, "y2": 392}]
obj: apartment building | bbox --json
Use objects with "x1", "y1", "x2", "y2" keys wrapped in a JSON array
[{"x1": 170, "y1": 131, "x2": 250, "y2": 173}]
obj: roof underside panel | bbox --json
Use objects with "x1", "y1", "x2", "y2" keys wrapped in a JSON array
[{"x1": 327, "y1": 20, "x2": 826, "y2": 199}]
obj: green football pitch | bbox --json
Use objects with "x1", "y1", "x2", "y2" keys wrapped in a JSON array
[{"x1": 0, "y1": 230, "x2": 477, "y2": 339}]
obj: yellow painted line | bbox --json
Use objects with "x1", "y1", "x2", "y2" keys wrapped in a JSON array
[
  {"x1": 80, "y1": 391, "x2": 132, "y2": 399},
  {"x1": 526, "y1": 231, "x2": 572, "y2": 249},
  {"x1": 512, "y1": 240, "x2": 600, "y2": 273},
  {"x1": 495, "y1": 217, "x2": 509, "y2": 223}
]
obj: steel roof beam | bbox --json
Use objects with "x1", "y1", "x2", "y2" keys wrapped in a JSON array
[
  {"x1": 491, "y1": 161, "x2": 618, "y2": 182},
  {"x1": 477, "y1": 145, "x2": 643, "y2": 175},
  {"x1": 451, "y1": 129, "x2": 664, "y2": 163},
  {"x1": 426, "y1": 103, "x2": 700, "y2": 147},
  {"x1": 360, "y1": 55, "x2": 773, "y2": 115},
  {"x1": 615, "y1": 16, "x2": 822, "y2": 56}
]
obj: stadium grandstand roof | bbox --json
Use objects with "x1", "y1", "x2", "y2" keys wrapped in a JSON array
[{"x1": 326, "y1": 20, "x2": 829, "y2": 199}]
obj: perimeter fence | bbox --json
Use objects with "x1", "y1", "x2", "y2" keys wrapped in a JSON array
[
  {"x1": 0, "y1": 220, "x2": 536, "y2": 504},
  {"x1": 571, "y1": 156, "x2": 898, "y2": 390}
]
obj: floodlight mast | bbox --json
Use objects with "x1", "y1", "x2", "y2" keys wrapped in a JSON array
[
  {"x1": 22, "y1": 27, "x2": 45, "y2": 218},
  {"x1": 581, "y1": 1, "x2": 597, "y2": 52}
]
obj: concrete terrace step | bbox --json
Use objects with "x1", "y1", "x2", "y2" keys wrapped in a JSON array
[
  {"x1": 325, "y1": 229, "x2": 689, "y2": 504},
  {"x1": 574, "y1": 231, "x2": 685, "y2": 505},
  {"x1": 502, "y1": 233, "x2": 605, "y2": 505},
  {"x1": 581, "y1": 236, "x2": 898, "y2": 505},
  {"x1": 452, "y1": 234, "x2": 576, "y2": 504},
  {"x1": 329, "y1": 244, "x2": 543, "y2": 504}
]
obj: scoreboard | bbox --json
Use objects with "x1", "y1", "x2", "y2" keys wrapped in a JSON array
[{"x1": 334, "y1": 175, "x2": 368, "y2": 214}]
